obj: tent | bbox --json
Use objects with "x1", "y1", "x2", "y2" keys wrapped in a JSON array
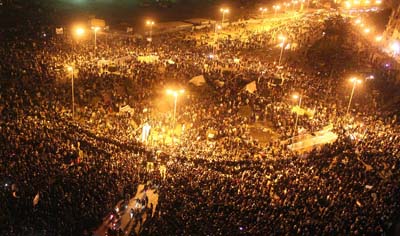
[
  {"x1": 244, "y1": 81, "x2": 257, "y2": 93},
  {"x1": 189, "y1": 75, "x2": 206, "y2": 86}
]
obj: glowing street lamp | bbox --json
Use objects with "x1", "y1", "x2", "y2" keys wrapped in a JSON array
[
  {"x1": 75, "y1": 27, "x2": 85, "y2": 37},
  {"x1": 214, "y1": 24, "x2": 222, "y2": 33},
  {"x1": 292, "y1": 0, "x2": 299, "y2": 10},
  {"x1": 213, "y1": 24, "x2": 222, "y2": 55},
  {"x1": 273, "y1": 5, "x2": 281, "y2": 16},
  {"x1": 375, "y1": 0, "x2": 382, "y2": 4},
  {"x1": 363, "y1": 28, "x2": 371, "y2": 34},
  {"x1": 146, "y1": 20, "x2": 155, "y2": 41},
  {"x1": 66, "y1": 65, "x2": 75, "y2": 119},
  {"x1": 166, "y1": 89, "x2": 185, "y2": 128},
  {"x1": 278, "y1": 35, "x2": 287, "y2": 66},
  {"x1": 292, "y1": 93, "x2": 302, "y2": 135},
  {"x1": 220, "y1": 8, "x2": 230, "y2": 24},
  {"x1": 347, "y1": 77, "x2": 362, "y2": 114},
  {"x1": 375, "y1": 35, "x2": 383, "y2": 42},
  {"x1": 259, "y1": 7, "x2": 268, "y2": 18}
]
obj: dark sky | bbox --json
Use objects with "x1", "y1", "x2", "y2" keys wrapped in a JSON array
[{"x1": 46, "y1": 0, "x2": 252, "y2": 27}]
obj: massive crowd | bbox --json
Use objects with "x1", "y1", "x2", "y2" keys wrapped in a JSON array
[{"x1": 0, "y1": 4, "x2": 399, "y2": 236}]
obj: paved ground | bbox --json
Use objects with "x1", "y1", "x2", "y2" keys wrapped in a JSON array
[{"x1": 94, "y1": 183, "x2": 159, "y2": 236}]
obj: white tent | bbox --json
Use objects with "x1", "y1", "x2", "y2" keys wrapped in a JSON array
[
  {"x1": 244, "y1": 81, "x2": 257, "y2": 93},
  {"x1": 189, "y1": 75, "x2": 206, "y2": 86}
]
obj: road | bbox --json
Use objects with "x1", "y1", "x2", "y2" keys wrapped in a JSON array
[{"x1": 93, "y1": 183, "x2": 159, "y2": 236}]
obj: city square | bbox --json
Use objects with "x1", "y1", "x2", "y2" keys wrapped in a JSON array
[{"x1": 0, "y1": 0, "x2": 399, "y2": 235}]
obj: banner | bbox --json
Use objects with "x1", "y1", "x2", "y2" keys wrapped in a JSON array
[
  {"x1": 291, "y1": 106, "x2": 314, "y2": 118},
  {"x1": 137, "y1": 55, "x2": 159, "y2": 63},
  {"x1": 55, "y1": 28, "x2": 63, "y2": 35}
]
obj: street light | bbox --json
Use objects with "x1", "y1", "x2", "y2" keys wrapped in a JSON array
[
  {"x1": 146, "y1": 20, "x2": 155, "y2": 41},
  {"x1": 346, "y1": 77, "x2": 362, "y2": 114},
  {"x1": 67, "y1": 65, "x2": 75, "y2": 119},
  {"x1": 278, "y1": 35, "x2": 286, "y2": 66},
  {"x1": 75, "y1": 27, "x2": 85, "y2": 37},
  {"x1": 91, "y1": 26, "x2": 100, "y2": 51},
  {"x1": 259, "y1": 7, "x2": 268, "y2": 18},
  {"x1": 292, "y1": 94, "x2": 302, "y2": 135},
  {"x1": 273, "y1": 5, "x2": 281, "y2": 16},
  {"x1": 213, "y1": 24, "x2": 222, "y2": 55},
  {"x1": 166, "y1": 89, "x2": 185, "y2": 128},
  {"x1": 220, "y1": 8, "x2": 230, "y2": 25}
]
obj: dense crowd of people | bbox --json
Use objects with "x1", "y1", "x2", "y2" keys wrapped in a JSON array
[{"x1": 1, "y1": 4, "x2": 400, "y2": 236}]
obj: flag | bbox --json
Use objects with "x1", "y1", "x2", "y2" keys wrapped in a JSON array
[
  {"x1": 33, "y1": 192, "x2": 40, "y2": 206},
  {"x1": 55, "y1": 27, "x2": 63, "y2": 35}
]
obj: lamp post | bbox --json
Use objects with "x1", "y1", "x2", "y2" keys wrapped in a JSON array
[
  {"x1": 73, "y1": 27, "x2": 85, "y2": 51},
  {"x1": 91, "y1": 26, "x2": 100, "y2": 52},
  {"x1": 67, "y1": 66, "x2": 75, "y2": 119},
  {"x1": 346, "y1": 77, "x2": 362, "y2": 114},
  {"x1": 273, "y1": 5, "x2": 281, "y2": 16},
  {"x1": 292, "y1": 94, "x2": 302, "y2": 135},
  {"x1": 213, "y1": 24, "x2": 222, "y2": 55},
  {"x1": 259, "y1": 7, "x2": 267, "y2": 18},
  {"x1": 278, "y1": 35, "x2": 286, "y2": 66},
  {"x1": 220, "y1": 8, "x2": 229, "y2": 25},
  {"x1": 166, "y1": 89, "x2": 185, "y2": 128},
  {"x1": 146, "y1": 20, "x2": 155, "y2": 42}
]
